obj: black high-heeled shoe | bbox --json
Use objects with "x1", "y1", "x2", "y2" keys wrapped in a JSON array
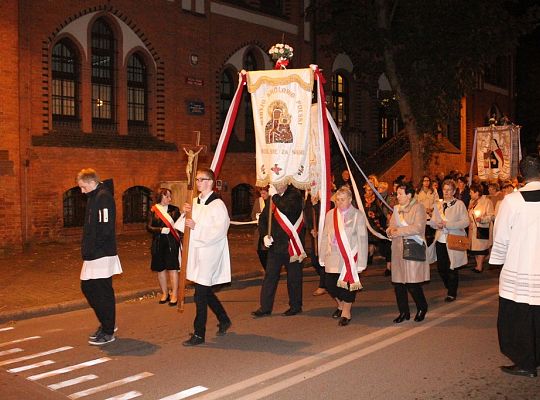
[
  {"x1": 414, "y1": 309, "x2": 427, "y2": 322},
  {"x1": 393, "y1": 312, "x2": 410, "y2": 323},
  {"x1": 159, "y1": 294, "x2": 170, "y2": 304}
]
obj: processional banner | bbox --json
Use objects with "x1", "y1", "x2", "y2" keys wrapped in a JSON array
[
  {"x1": 475, "y1": 125, "x2": 521, "y2": 181},
  {"x1": 247, "y1": 68, "x2": 314, "y2": 189}
]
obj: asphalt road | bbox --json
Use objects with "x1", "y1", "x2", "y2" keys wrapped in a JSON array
[{"x1": 1, "y1": 268, "x2": 538, "y2": 400}]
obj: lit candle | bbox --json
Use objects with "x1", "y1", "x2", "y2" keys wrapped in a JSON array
[{"x1": 474, "y1": 210, "x2": 481, "y2": 218}]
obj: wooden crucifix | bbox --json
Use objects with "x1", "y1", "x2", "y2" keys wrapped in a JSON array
[{"x1": 178, "y1": 131, "x2": 206, "y2": 312}]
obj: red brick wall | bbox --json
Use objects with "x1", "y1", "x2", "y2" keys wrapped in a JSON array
[
  {"x1": 0, "y1": 0, "x2": 22, "y2": 252},
  {"x1": 29, "y1": 146, "x2": 203, "y2": 241},
  {"x1": 6, "y1": 1, "x2": 311, "y2": 248}
]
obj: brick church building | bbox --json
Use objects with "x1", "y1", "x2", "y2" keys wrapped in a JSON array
[{"x1": 0, "y1": 0, "x2": 514, "y2": 252}]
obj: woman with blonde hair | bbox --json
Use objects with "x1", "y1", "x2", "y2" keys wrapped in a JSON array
[
  {"x1": 428, "y1": 179, "x2": 469, "y2": 302},
  {"x1": 319, "y1": 186, "x2": 368, "y2": 326}
]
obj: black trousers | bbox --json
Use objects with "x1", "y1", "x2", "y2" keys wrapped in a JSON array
[
  {"x1": 81, "y1": 277, "x2": 116, "y2": 335},
  {"x1": 193, "y1": 283, "x2": 230, "y2": 339},
  {"x1": 394, "y1": 283, "x2": 428, "y2": 314},
  {"x1": 325, "y1": 272, "x2": 357, "y2": 303},
  {"x1": 498, "y1": 296, "x2": 540, "y2": 371},
  {"x1": 259, "y1": 251, "x2": 303, "y2": 313},
  {"x1": 435, "y1": 241, "x2": 459, "y2": 298}
]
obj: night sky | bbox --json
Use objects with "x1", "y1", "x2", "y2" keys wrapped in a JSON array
[{"x1": 515, "y1": 5, "x2": 540, "y2": 154}]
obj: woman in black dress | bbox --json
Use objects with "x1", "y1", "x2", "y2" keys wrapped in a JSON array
[{"x1": 147, "y1": 188, "x2": 181, "y2": 306}]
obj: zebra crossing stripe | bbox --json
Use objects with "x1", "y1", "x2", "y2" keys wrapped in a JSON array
[
  {"x1": 104, "y1": 390, "x2": 142, "y2": 400},
  {"x1": 28, "y1": 357, "x2": 111, "y2": 381},
  {"x1": 159, "y1": 386, "x2": 209, "y2": 400},
  {"x1": 0, "y1": 327, "x2": 15, "y2": 332},
  {"x1": 0, "y1": 346, "x2": 73, "y2": 366},
  {"x1": 0, "y1": 348, "x2": 23, "y2": 357},
  {"x1": 7, "y1": 359, "x2": 55, "y2": 373},
  {"x1": 68, "y1": 371, "x2": 154, "y2": 399},
  {"x1": 48, "y1": 374, "x2": 99, "y2": 390},
  {"x1": 0, "y1": 336, "x2": 41, "y2": 348}
]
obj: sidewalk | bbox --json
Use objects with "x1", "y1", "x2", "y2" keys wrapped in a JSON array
[{"x1": 0, "y1": 226, "x2": 263, "y2": 324}]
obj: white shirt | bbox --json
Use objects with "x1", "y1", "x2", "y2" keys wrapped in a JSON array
[{"x1": 491, "y1": 181, "x2": 540, "y2": 305}]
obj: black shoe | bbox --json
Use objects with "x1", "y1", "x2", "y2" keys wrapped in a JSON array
[
  {"x1": 500, "y1": 365, "x2": 537, "y2": 378},
  {"x1": 332, "y1": 309, "x2": 342, "y2": 319},
  {"x1": 444, "y1": 296, "x2": 456, "y2": 302},
  {"x1": 88, "y1": 326, "x2": 118, "y2": 340},
  {"x1": 282, "y1": 308, "x2": 302, "y2": 316},
  {"x1": 393, "y1": 312, "x2": 410, "y2": 323},
  {"x1": 471, "y1": 268, "x2": 483, "y2": 273},
  {"x1": 168, "y1": 300, "x2": 178, "y2": 307},
  {"x1": 338, "y1": 317, "x2": 351, "y2": 326},
  {"x1": 159, "y1": 294, "x2": 170, "y2": 304},
  {"x1": 384, "y1": 269, "x2": 391, "y2": 277},
  {"x1": 414, "y1": 309, "x2": 427, "y2": 322},
  {"x1": 251, "y1": 309, "x2": 271, "y2": 318},
  {"x1": 216, "y1": 321, "x2": 232, "y2": 336},
  {"x1": 183, "y1": 334, "x2": 204, "y2": 346}
]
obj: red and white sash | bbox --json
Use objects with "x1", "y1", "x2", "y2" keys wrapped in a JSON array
[
  {"x1": 272, "y1": 204, "x2": 306, "y2": 262},
  {"x1": 152, "y1": 204, "x2": 181, "y2": 244},
  {"x1": 333, "y1": 208, "x2": 362, "y2": 291}
]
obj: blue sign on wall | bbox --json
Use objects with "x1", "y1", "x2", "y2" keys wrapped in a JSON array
[{"x1": 187, "y1": 101, "x2": 205, "y2": 115}]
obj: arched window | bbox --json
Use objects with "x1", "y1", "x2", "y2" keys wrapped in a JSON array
[
  {"x1": 219, "y1": 69, "x2": 234, "y2": 130},
  {"x1": 52, "y1": 40, "x2": 79, "y2": 128},
  {"x1": 63, "y1": 187, "x2": 87, "y2": 227},
  {"x1": 91, "y1": 18, "x2": 116, "y2": 130},
  {"x1": 127, "y1": 53, "x2": 148, "y2": 134},
  {"x1": 231, "y1": 183, "x2": 253, "y2": 220},
  {"x1": 123, "y1": 186, "x2": 152, "y2": 223},
  {"x1": 331, "y1": 73, "x2": 349, "y2": 128}
]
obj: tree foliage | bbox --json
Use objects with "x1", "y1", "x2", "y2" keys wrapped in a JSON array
[
  {"x1": 312, "y1": 0, "x2": 539, "y2": 181},
  {"x1": 314, "y1": 0, "x2": 538, "y2": 134}
]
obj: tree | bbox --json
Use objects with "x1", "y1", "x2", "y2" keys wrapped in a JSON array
[{"x1": 313, "y1": 0, "x2": 539, "y2": 182}]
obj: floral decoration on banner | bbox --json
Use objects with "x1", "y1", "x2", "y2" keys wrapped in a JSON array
[{"x1": 268, "y1": 43, "x2": 294, "y2": 70}]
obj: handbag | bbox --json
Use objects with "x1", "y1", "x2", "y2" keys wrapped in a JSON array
[
  {"x1": 476, "y1": 226, "x2": 490, "y2": 240},
  {"x1": 402, "y1": 238, "x2": 427, "y2": 261},
  {"x1": 447, "y1": 234, "x2": 470, "y2": 251}
]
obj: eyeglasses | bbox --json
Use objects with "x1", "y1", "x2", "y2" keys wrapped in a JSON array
[{"x1": 195, "y1": 178, "x2": 212, "y2": 182}]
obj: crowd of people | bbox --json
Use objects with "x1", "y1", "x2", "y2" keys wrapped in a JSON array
[{"x1": 75, "y1": 157, "x2": 539, "y2": 377}]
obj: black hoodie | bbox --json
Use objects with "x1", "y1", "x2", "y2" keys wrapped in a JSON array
[{"x1": 81, "y1": 179, "x2": 118, "y2": 261}]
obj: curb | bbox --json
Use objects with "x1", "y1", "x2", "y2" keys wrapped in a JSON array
[
  {"x1": 0, "y1": 271, "x2": 266, "y2": 325},
  {"x1": 0, "y1": 288, "x2": 163, "y2": 325}
]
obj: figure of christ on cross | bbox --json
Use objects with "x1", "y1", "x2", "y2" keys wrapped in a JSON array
[{"x1": 184, "y1": 146, "x2": 204, "y2": 186}]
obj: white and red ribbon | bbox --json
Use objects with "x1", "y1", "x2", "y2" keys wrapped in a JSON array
[
  {"x1": 333, "y1": 208, "x2": 361, "y2": 291},
  {"x1": 152, "y1": 204, "x2": 182, "y2": 244},
  {"x1": 211, "y1": 71, "x2": 247, "y2": 178},
  {"x1": 272, "y1": 203, "x2": 306, "y2": 262}
]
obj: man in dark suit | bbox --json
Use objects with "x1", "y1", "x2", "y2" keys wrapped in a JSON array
[{"x1": 252, "y1": 182, "x2": 306, "y2": 317}]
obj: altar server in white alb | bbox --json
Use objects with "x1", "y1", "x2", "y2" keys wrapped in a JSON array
[
  {"x1": 490, "y1": 154, "x2": 540, "y2": 378},
  {"x1": 175, "y1": 168, "x2": 232, "y2": 346}
]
